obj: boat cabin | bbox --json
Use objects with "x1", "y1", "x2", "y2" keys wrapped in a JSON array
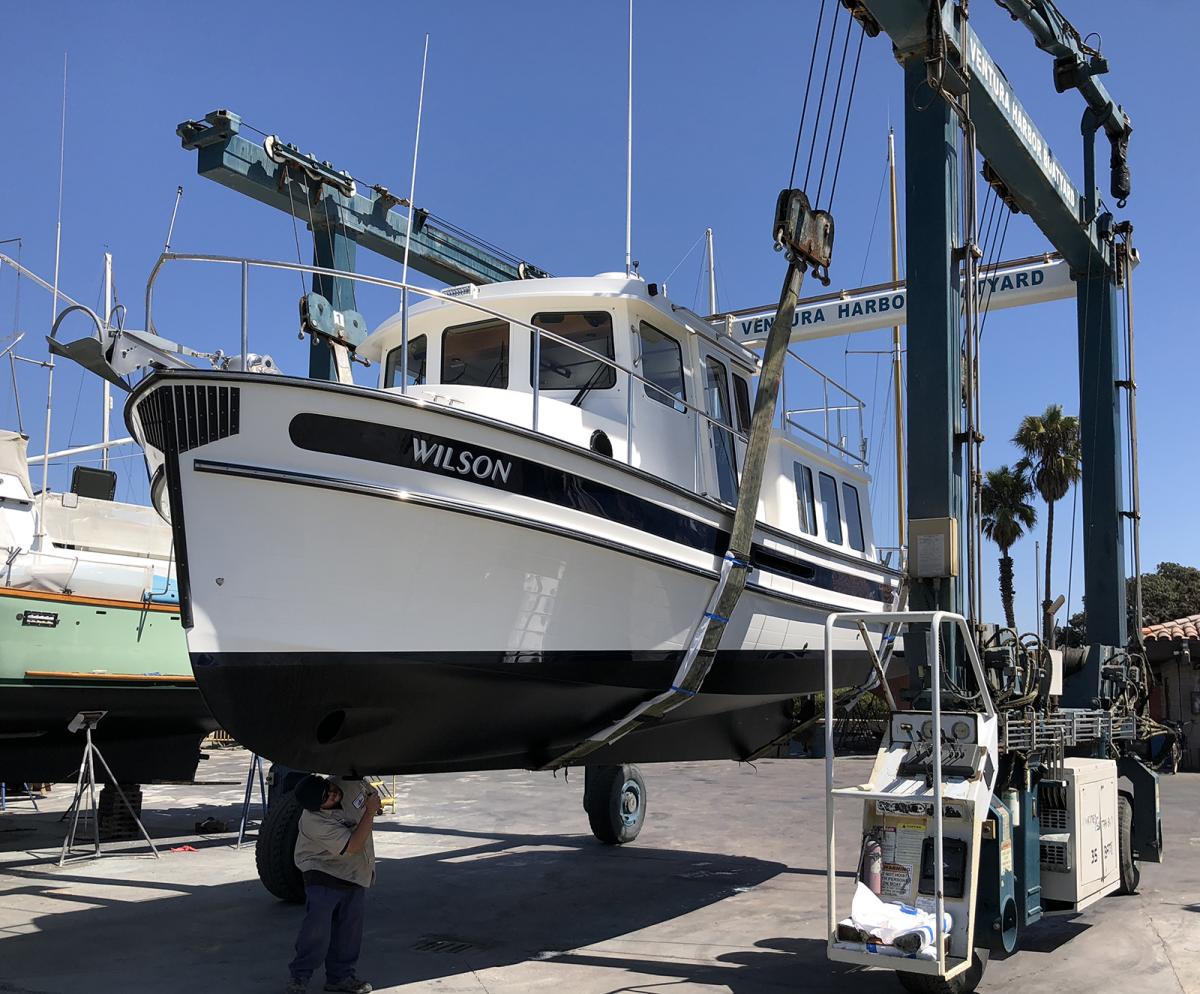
[{"x1": 359, "y1": 274, "x2": 877, "y2": 563}]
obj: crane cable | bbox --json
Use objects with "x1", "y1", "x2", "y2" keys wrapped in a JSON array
[{"x1": 787, "y1": 0, "x2": 867, "y2": 216}]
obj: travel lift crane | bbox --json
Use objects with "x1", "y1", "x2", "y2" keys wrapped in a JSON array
[
  {"x1": 812, "y1": 2, "x2": 1160, "y2": 993},
  {"x1": 73, "y1": 0, "x2": 1154, "y2": 959}
]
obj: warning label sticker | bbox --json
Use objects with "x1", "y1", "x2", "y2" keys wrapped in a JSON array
[{"x1": 881, "y1": 862, "x2": 912, "y2": 896}]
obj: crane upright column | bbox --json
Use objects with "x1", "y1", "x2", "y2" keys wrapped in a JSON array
[
  {"x1": 902, "y1": 59, "x2": 963, "y2": 693},
  {"x1": 1077, "y1": 269, "x2": 1127, "y2": 646}
]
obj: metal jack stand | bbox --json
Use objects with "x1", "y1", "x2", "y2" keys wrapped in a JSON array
[
  {"x1": 57, "y1": 711, "x2": 159, "y2": 866},
  {"x1": 236, "y1": 753, "x2": 268, "y2": 849}
]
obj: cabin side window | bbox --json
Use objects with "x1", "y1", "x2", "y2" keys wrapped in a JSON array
[
  {"x1": 703, "y1": 355, "x2": 739, "y2": 505},
  {"x1": 384, "y1": 334, "x2": 427, "y2": 388},
  {"x1": 733, "y1": 374, "x2": 753, "y2": 433},
  {"x1": 793, "y1": 463, "x2": 817, "y2": 536},
  {"x1": 638, "y1": 322, "x2": 686, "y2": 412},
  {"x1": 818, "y1": 472, "x2": 842, "y2": 544},
  {"x1": 442, "y1": 319, "x2": 509, "y2": 388},
  {"x1": 529, "y1": 312, "x2": 616, "y2": 391},
  {"x1": 842, "y1": 482, "x2": 865, "y2": 552}
]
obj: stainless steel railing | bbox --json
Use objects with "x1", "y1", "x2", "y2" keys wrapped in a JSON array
[
  {"x1": 143, "y1": 253, "x2": 870, "y2": 502},
  {"x1": 780, "y1": 346, "x2": 868, "y2": 466}
]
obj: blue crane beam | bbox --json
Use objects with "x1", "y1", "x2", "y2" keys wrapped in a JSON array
[
  {"x1": 863, "y1": 0, "x2": 1116, "y2": 275},
  {"x1": 176, "y1": 109, "x2": 548, "y2": 288},
  {"x1": 859, "y1": 0, "x2": 1131, "y2": 652}
]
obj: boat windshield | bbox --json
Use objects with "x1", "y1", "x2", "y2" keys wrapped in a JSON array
[
  {"x1": 384, "y1": 334, "x2": 427, "y2": 388},
  {"x1": 442, "y1": 319, "x2": 509, "y2": 388},
  {"x1": 530, "y1": 312, "x2": 616, "y2": 391}
]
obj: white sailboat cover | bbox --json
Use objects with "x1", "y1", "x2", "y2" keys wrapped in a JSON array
[{"x1": 0, "y1": 430, "x2": 33, "y2": 501}]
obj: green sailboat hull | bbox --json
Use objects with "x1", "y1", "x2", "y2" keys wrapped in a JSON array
[{"x1": 0, "y1": 589, "x2": 217, "y2": 783}]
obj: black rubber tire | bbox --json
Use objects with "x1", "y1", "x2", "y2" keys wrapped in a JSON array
[
  {"x1": 1117, "y1": 793, "x2": 1140, "y2": 895},
  {"x1": 255, "y1": 790, "x2": 305, "y2": 903},
  {"x1": 896, "y1": 951, "x2": 986, "y2": 994},
  {"x1": 585, "y1": 764, "x2": 647, "y2": 845}
]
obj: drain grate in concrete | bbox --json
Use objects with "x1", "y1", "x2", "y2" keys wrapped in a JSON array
[{"x1": 412, "y1": 936, "x2": 476, "y2": 954}]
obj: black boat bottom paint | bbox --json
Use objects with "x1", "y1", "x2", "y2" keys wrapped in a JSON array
[
  {"x1": 0, "y1": 683, "x2": 217, "y2": 783},
  {"x1": 191, "y1": 649, "x2": 875, "y2": 774}
]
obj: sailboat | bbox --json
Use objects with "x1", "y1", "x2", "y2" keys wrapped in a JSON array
[
  {"x1": 124, "y1": 267, "x2": 900, "y2": 777},
  {"x1": 0, "y1": 430, "x2": 215, "y2": 783}
]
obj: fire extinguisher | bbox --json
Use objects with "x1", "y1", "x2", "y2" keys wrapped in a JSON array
[{"x1": 859, "y1": 831, "x2": 883, "y2": 895}]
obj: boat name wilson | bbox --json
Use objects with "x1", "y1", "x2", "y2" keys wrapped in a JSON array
[{"x1": 411, "y1": 436, "x2": 514, "y2": 483}]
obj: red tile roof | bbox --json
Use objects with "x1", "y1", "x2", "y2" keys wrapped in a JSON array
[{"x1": 1142, "y1": 613, "x2": 1200, "y2": 642}]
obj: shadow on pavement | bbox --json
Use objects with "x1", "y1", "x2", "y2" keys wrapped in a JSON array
[{"x1": 1, "y1": 820, "x2": 813, "y2": 993}]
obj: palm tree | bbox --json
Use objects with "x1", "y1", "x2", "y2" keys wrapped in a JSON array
[
  {"x1": 1013, "y1": 404, "x2": 1082, "y2": 644},
  {"x1": 981, "y1": 465, "x2": 1037, "y2": 630}
]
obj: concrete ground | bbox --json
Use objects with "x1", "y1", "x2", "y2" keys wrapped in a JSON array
[{"x1": 0, "y1": 748, "x2": 1195, "y2": 994}]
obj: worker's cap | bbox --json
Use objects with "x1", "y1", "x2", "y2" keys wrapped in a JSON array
[{"x1": 295, "y1": 774, "x2": 334, "y2": 812}]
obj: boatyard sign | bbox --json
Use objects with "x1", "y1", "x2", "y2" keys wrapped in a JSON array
[{"x1": 726, "y1": 256, "x2": 1072, "y2": 346}]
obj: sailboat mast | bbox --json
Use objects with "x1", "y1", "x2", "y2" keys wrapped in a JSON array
[
  {"x1": 37, "y1": 54, "x2": 67, "y2": 547},
  {"x1": 887, "y1": 128, "x2": 906, "y2": 553},
  {"x1": 705, "y1": 227, "x2": 717, "y2": 314}
]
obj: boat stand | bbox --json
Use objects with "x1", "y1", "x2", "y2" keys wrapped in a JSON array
[
  {"x1": 57, "y1": 711, "x2": 159, "y2": 866},
  {"x1": 0, "y1": 783, "x2": 40, "y2": 812},
  {"x1": 236, "y1": 753, "x2": 268, "y2": 849}
]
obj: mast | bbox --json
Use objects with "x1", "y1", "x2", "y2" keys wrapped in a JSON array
[
  {"x1": 887, "y1": 129, "x2": 906, "y2": 553},
  {"x1": 705, "y1": 227, "x2": 717, "y2": 314},
  {"x1": 37, "y1": 54, "x2": 67, "y2": 547}
]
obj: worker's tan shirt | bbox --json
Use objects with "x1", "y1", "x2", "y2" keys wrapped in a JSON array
[{"x1": 293, "y1": 778, "x2": 376, "y2": 888}]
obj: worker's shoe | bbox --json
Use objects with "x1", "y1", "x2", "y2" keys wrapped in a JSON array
[
  {"x1": 284, "y1": 978, "x2": 308, "y2": 994},
  {"x1": 324, "y1": 977, "x2": 372, "y2": 994}
]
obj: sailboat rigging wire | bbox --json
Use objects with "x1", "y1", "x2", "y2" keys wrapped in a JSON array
[
  {"x1": 691, "y1": 252, "x2": 707, "y2": 313},
  {"x1": 803, "y1": 1, "x2": 843, "y2": 191},
  {"x1": 664, "y1": 229, "x2": 707, "y2": 285},
  {"x1": 5, "y1": 238, "x2": 23, "y2": 433},
  {"x1": 400, "y1": 33, "x2": 431, "y2": 394},
  {"x1": 856, "y1": 156, "x2": 889, "y2": 285},
  {"x1": 789, "y1": 0, "x2": 828, "y2": 188},
  {"x1": 38, "y1": 54, "x2": 68, "y2": 547}
]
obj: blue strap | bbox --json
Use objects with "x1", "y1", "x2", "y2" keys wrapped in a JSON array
[
  {"x1": 705, "y1": 611, "x2": 730, "y2": 624},
  {"x1": 724, "y1": 554, "x2": 751, "y2": 569},
  {"x1": 670, "y1": 685, "x2": 698, "y2": 697}
]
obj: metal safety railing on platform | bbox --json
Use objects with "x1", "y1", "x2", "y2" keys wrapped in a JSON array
[
  {"x1": 781, "y1": 346, "x2": 868, "y2": 466},
  {"x1": 823, "y1": 610, "x2": 995, "y2": 982}
]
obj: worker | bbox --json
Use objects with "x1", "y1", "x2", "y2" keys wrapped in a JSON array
[{"x1": 285, "y1": 775, "x2": 382, "y2": 994}]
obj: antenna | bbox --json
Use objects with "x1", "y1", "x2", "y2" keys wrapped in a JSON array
[
  {"x1": 624, "y1": 0, "x2": 634, "y2": 277},
  {"x1": 399, "y1": 33, "x2": 430, "y2": 395},
  {"x1": 37, "y1": 53, "x2": 67, "y2": 548},
  {"x1": 102, "y1": 252, "x2": 113, "y2": 470}
]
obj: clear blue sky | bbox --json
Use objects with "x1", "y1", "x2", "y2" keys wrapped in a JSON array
[{"x1": 2, "y1": 1, "x2": 1195, "y2": 634}]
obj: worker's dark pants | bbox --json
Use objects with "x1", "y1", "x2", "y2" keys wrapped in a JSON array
[{"x1": 289, "y1": 883, "x2": 366, "y2": 982}]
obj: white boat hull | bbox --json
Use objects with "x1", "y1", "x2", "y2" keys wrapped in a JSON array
[{"x1": 128, "y1": 372, "x2": 899, "y2": 773}]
